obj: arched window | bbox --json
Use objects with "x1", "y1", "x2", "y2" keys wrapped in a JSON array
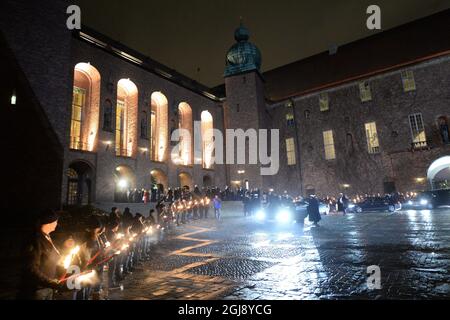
[
  {"x1": 201, "y1": 111, "x2": 214, "y2": 169},
  {"x1": 71, "y1": 63, "x2": 101, "y2": 151},
  {"x1": 438, "y1": 116, "x2": 449, "y2": 144},
  {"x1": 116, "y1": 79, "x2": 138, "y2": 157},
  {"x1": 150, "y1": 92, "x2": 168, "y2": 162},
  {"x1": 177, "y1": 102, "x2": 193, "y2": 165}
]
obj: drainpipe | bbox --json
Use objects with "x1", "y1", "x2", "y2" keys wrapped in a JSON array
[{"x1": 291, "y1": 99, "x2": 304, "y2": 196}]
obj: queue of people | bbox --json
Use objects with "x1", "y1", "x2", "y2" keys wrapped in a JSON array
[{"x1": 18, "y1": 186, "x2": 216, "y2": 300}]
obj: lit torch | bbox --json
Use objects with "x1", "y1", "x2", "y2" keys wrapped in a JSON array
[
  {"x1": 63, "y1": 246, "x2": 80, "y2": 270},
  {"x1": 116, "y1": 233, "x2": 124, "y2": 240}
]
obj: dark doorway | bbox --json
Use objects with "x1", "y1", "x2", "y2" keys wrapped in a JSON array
[
  {"x1": 203, "y1": 175, "x2": 213, "y2": 188},
  {"x1": 383, "y1": 181, "x2": 397, "y2": 194},
  {"x1": 66, "y1": 161, "x2": 94, "y2": 206}
]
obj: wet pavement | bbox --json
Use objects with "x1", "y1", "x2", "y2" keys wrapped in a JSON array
[{"x1": 109, "y1": 207, "x2": 450, "y2": 300}]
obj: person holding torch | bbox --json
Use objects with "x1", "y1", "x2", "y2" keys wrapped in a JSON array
[{"x1": 17, "y1": 210, "x2": 66, "y2": 300}]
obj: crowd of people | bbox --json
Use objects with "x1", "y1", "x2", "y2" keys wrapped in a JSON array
[
  {"x1": 18, "y1": 183, "x2": 414, "y2": 300},
  {"x1": 18, "y1": 185, "x2": 223, "y2": 300}
]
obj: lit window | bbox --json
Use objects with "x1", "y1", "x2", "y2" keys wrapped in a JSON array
[
  {"x1": 401, "y1": 70, "x2": 416, "y2": 92},
  {"x1": 70, "y1": 87, "x2": 85, "y2": 150},
  {"x1": 201, "y1": 111, "x2": 214, "y2": 169},
  {"x1": 115, "y1": 99, "x2": 126, "y2": 156},
  {"x1": 150, "y1": 92, "x2": 169, "y2": 162},
  {"x1": 409, "y1": 113, "x2": 427, "y2": 148},
  {"x1": 286, "y1": 138, "x2": 296, "y2": 165},
  {"x1": 323, "y1": 130, "x2": 336, "y2": 160},
  {"x1": 319, "y1": 93, "x2": 329, "y2": 112},
  {"x1": 359, "y1": 81, "x2": 372, "y2": 102},
  {"x1": 71, "y1": 63, "x2": 101, "y2": 152},
  {"x1": 365, "y1": 122, "x2": 380, "y2": 154}
]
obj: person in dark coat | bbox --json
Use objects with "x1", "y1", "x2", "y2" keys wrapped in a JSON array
[
  {"x1": 307, "y1": 195, "x2": 321, "y2": 226},
  {"x1": 243, "y1": 193, "x2": 251, "y2": 217},
  {"x1": 18, "y1": 210, "x2": 64, "y2": 300},
  {"x1": 337, "y1": 193, "x2": 349, "y2": 215}
]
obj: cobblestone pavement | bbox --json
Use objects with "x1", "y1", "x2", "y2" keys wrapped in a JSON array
[{"x1": 109, "y1": 207, "x2": 450, "y2": 300}]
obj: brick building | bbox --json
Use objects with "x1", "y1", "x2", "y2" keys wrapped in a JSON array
[{"x1": 1, "y1": 1, "x2": 450, "y2": 213}]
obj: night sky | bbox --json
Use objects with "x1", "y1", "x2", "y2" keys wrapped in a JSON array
[{"x1": 76, "y1": 0, "x2": 450, "y2": 87}]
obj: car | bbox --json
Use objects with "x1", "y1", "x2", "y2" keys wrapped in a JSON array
[
  {"x1": 254, "y1": 203, "x2": 298, "y2": 224},
  {"x1": 353, "y1": 197, "x2": 401, "y2": 213},
  {"x1": 403, "y1": 189, "x2": 450, "y2": 210}
]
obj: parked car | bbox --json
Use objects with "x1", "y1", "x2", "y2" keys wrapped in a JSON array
[
  {"x1": 403, "y1": 189, "x2": 450, "y2": 210},
  {"x1": 353, "y1": 197, "x2": 401, "y2": 213}
]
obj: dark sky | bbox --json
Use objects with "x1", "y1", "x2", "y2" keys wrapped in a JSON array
[{"x1": 76, "y1": 0, "x2": 450, "y2": 87}]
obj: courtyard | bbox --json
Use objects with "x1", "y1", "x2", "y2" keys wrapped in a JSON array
[{"x1": 105, "y1": 205, "x2": 450, "y2": 300}]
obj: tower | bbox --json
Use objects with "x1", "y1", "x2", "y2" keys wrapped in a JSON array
[{"x1": 224, "y1": 23, "x2": 268, "y2": 190}]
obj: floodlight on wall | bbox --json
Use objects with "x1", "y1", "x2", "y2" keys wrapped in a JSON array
[
  {"x1": 118, "y1": 179, "x2": 128, "y2": 189},
  {"x1": 104, "y1": 141, "x2": 112, "y2": 151}
]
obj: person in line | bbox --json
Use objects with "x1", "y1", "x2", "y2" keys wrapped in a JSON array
[
  {"x1": 18, "y1": 210, "x2": 65, "y2": 300},
  {"x1": 337, "y1": 193, "x2": 349, "y2": 216},
  {"x1": 307, "y1": 195, "x2": 322, "y2": 227},
  {"x1": 213, "y1": 195, "x2": 222, "y2": 220}
]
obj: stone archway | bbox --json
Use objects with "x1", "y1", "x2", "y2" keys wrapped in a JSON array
[
  {"x1": 203, "y1": 175, "x2": 213, "y2": 188},
  {"x1": 66, "y1": 160, "x2": 95, "y2": 206},
  {"x1": 151, "y1": 169, "x2": 168, "y2": 190},
  {"x1": 428, "y1": 156, "x2": 450, "y2": 190},
  {"x1": 114, "y1": 165, "x2": 136, "y2": 203},
  {"x1": 179, "y1": 172, "x2": 193, "y2": 190}
]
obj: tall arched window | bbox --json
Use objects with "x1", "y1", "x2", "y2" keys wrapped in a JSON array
[
  {"x1": 71, "y1": 63, "x2": 101, "y2": 151},
  {"x1": 201, "y1": 111, "x2": 214, "y2": 169},
  {"x1": 177, "y1": 102, "x2": 193, "y2": 165},
  {"x1": 116, "y1": 79, "x2": 138, "y2": 157},
  {"x1": 150, "y1": 92, "x2": 168, "y2": 162}
]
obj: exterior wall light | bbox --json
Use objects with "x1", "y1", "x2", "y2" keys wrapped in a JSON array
[{"x1": 11, "y1": 90, "x2": 17, "y2": 105}]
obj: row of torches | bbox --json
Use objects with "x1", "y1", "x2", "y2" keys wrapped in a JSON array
[{"x1": 59, "y1": 197, "x2": 212, "y2": 286}]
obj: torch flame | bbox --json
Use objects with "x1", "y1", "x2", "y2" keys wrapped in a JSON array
[
  {"x1": 63, "y1": 246, "x2": 80, "y2": 269},
  {"x1": 116, "y1": 233, "x2": 124, "y2": 240}
]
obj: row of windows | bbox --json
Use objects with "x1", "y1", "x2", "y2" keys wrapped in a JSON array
[
  {"x1": 285, "y1": 113, "x2": 430, "y2": 164},
  {"x1": 285, "y1": 70, "x2": 417, "y2": 125},
  {"x1": 69, "y1": 62, "x2": 215, "y2": 169}
]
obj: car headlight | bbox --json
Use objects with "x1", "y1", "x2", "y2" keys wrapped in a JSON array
[
  {"x1": 255, "y1": 210, "x2": 266, "y2": 221},
  {"x1": 348, "y1": 204, "x2": 355, "y2": 209},
  {"x1": 408, "y1": 201, "x2": 413, "y2": 205},
  {"x1": 276, "y1": 210, "x2": 291, "y2": 223},
  {"x1": 420, "y1": 199, "x2": 428, "y2": 206}
]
